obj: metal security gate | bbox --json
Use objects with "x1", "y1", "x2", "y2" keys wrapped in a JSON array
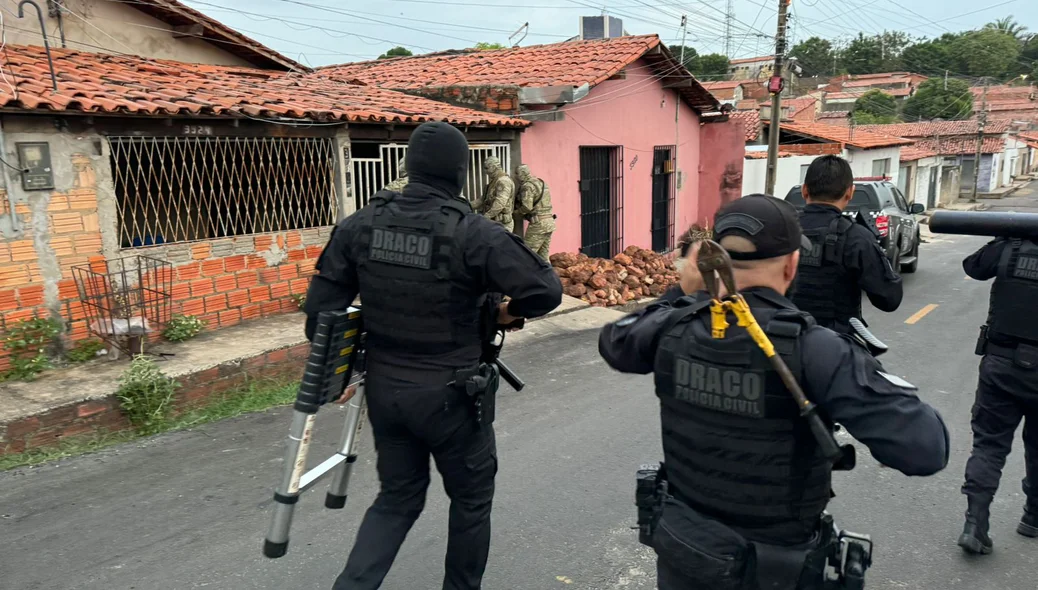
[
  {"x1": 650, "y1": 146, "x2": 675, "y2": 252},
  {"x1": 349, "y1": 143, "x2": 510, "y2": 210},
  {"x1": 578, "y1": 146, "x2": 624, "y2": 259},
  {"x1": 927, "y1": 167, "x2": 938, "y2": 209}
]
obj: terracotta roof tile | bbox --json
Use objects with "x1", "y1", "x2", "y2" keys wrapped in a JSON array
[
  {"x1": 856, "y1": 120, "x2": 1012, "y2": 137},
  {"x1": 730, "y1": 110, "x2": 760, "y2": 142},
  {"x1": 842, "y1": 76, "x2": 914, "y2": 88},
  {"x1": 1018, "y1": 131, "x2": 1038, "y2": 142},
  {"x1": 317, "y1": 35, "x2": 720, "y2": 113},
  {"x1": 987, "y1": 101, "x2": 1038, "y2": 112},
  {"x1": 0, "y1": 45, "x2": 526, "y2": 128},
  {"x1": 760, "y1": 97, "x2": 817, "y2": 115},
  {"x1": 825, "y1": 88, "x2": 911, "y2": 100},
  {"x1": 764, "y1": 120, "x2": 913, "y2": 149},
  {"x1": 915, "y1": 136, "x2": 1005, "y2": 155},
  {"x1": 899, "y1": 145, "x2": 938, "y2": 162},
  {"x1": 817, "y1": 110, "x2": 850, "y2": 119},
  {"x1": 735, "y1": 99, "x2": 759, "y2": 110}
]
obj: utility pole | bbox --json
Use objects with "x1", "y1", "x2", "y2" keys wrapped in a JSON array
[
  {"x1": 674, "y1": 15, "x2": 687, "y2": 206},
  {"x1": 944, "y1": 70, "x2": 948, "y2": 91},
  {"x1": 724, "y1": 0, "x2": 734, "y2": 58},
  {"x1": 970, "y1": 85, "x2": 987, "y2": 203},
  {"x1": 765, "y1": 0, "x2": 791, "y2": 196}
]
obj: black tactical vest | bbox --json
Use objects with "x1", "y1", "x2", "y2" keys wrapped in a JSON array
[
  {"x1": 987, "y1": 239, "x2": 1038, "y2": 344},
  {"x1": 653, "y1": 296, "x2": 833, "y2": 544},
  {"x1": 355, "y1": 191, "x2": 481, "y2": 353},
  {"x1": 794, "y1": 215, "x2": 860, "y2": 334}
]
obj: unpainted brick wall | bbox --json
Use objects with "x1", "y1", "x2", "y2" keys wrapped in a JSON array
[
  {"x1": 0, "y1": 154, "x2": 106, "y2": 370},
  {"x1": 0, "y1": 342, "x2": 309, "y2": 455},
  {"x1": 0, "y1": 144, "x2": 326, "y2": 372}
]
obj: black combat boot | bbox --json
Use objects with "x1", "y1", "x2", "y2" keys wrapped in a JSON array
[
  {"x1": 958, "y1": 498, "x2": 993, "y2": 555},
  {"x1": 1017, "y1": 500, "x2": 1038, "y2": 538}
]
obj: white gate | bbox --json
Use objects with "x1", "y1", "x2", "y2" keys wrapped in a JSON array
[{"x1": 349, "y1": 143, "x2": 510, "y2": 210}]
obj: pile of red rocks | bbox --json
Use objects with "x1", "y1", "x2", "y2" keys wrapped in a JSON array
[{"x1": 550, "y1": 246, "x2": 680, "y2": 307}]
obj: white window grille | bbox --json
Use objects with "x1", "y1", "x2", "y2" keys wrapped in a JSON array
[
  {"x1": 349, "y1": 142, "x2": 511, "y2": 210},
  {"x1": 109, "y1": 136, "x2": 338, "y2": 249}
]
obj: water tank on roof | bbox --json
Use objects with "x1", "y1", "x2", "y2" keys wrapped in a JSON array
[{"x1": 580, "y1": 16, "x2": 624, "y2": 40}]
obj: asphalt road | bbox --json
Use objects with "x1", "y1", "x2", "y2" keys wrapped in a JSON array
[{"x1": 2, "y1": 207, "x2": 1037, "y2": 589}]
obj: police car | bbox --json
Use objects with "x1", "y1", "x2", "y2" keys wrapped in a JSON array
[{"x1": 785, "y1": 178, "x2": 925, "y2": 274}]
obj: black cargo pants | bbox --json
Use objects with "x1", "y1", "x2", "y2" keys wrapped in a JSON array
[
  {"x1": 333, "y1": 372, "x2": 497, "y2": 590},
  {"x1": 962, "y1": 355, "x2": 1038, "y2": 511}
]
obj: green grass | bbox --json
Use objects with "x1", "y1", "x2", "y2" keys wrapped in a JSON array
[{"x1": 0, "y1": 377, "x2": 299, "y2": 471}]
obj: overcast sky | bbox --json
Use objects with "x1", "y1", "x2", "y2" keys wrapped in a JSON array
[{"x1": 183, "y1": 0, "x2": 1037, "y2": 69}]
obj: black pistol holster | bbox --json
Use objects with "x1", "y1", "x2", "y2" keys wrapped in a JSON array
[
  {"x1": 450, "y1": 363, "x2": 499, "y2": 428},
  {"x1": 634, "y1": 462, "x2": 667, "y2": 547}
]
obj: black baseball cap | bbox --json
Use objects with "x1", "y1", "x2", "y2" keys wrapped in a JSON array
[{"x1": 713, "y1": 194, "x2": 812, "y2": 261}]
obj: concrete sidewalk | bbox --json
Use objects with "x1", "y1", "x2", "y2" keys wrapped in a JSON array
[{"x1": 0, "y1": 294, "x2": 616, "y2": 455}]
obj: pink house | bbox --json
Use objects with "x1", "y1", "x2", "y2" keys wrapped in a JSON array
[{"x1": 318, "y1": 34, "x2": 745, "y2": 257}]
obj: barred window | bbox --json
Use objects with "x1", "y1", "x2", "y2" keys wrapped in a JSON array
[{"x1": 109, "y1": 136, "x2": 337, "y2": 249}]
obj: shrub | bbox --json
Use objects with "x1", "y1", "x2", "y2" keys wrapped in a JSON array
[
  {"x1": 162, "y1": 314, "x2": 206, "y2": 342},
  {"x1": 66, "y1": 340, "x2": 106, "y2": 363},
  {"x1": 1, "y1": 316, "x2": 63, "y2": 381},
  {"x1": 116, "y1": 356, "x2": 179, "y2": 434}
]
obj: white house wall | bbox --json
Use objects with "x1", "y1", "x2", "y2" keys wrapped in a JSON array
[
  {"x1": 743, "y1": 154, "x2": 820, "y2": 197},
  {"x1": 844, "y1": 146, "x2": 902, "y2": 187}
]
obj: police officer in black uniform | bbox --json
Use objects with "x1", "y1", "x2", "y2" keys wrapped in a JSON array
[
  {"x1": 599, "y1": 195, "x2": 949, "y2": 589},
  {"x1": 304, "y1": 121, "x2": 563, "y2": 590},
  {"x1": 794, "y1": 155, "x2": 903, "y2": 334},
  {"x1": 957, "y1": 236, "x2": 1038, "y2": 555}
]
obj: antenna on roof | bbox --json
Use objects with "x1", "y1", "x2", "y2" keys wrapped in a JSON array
[
  {"x1": 510, "y1": 23, "x2": 528, "y2": 47},
  {"x1": 17, "y1": 0, "x2": 57, "y2": 93}
]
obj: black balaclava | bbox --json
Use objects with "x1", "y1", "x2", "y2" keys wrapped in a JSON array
[{"x1": 405, "y1": 122, "x2": 469, "y2": 198}]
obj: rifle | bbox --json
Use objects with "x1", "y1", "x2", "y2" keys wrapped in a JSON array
[{"x1": 929, "y1": 210, "x2": 1038, "y2": 239}]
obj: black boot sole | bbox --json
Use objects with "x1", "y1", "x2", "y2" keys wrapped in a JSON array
[
  {"x1": 1017, "y1": 521, "x2": 1038, "y2": 538},
  {"x1": 958, "y1": 533, "x2": 993, "y2": 555}
]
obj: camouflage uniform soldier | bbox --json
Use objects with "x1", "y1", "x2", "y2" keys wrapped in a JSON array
[
  {"x1": 383, "y1": 158, "x2": 408, "y2": 193},
  {"x1": 473, "y1": 156, "x2": 515, "y2": 233},
  {"x1": 514, "y1": 164, "x2": 555, "y2": 260}
]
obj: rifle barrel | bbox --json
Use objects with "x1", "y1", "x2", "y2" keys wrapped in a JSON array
[{"x1": 496, "y1": 359, "x2": 525, "y2": 392}]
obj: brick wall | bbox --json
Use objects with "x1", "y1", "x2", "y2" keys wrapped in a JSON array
[
  {"x1": 0, "y1": 342, "x2": 309, "y2": 455},
  {"x1": 781, "y1": 143, "x2": 843, "y2": 156},
  {"x1": 0, "y1": 146, "x2": 327, "y2": 372},
  {"x1": 160, "y1": 228, "x2": 326, "y2": 332},
  {"x1": 407, "y1": 85, "x2": 522, "y2": 115},
  {"x1": 0, "y1": 154, "x2": 105, "y2": 369}
]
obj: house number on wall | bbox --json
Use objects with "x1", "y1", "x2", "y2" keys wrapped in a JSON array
[
  {"x1": 629, "y1": 155, "x2": 638, "y2": 170},
  {"x1": 183, "y1": 125, "x2": 214, "y2": 136}
]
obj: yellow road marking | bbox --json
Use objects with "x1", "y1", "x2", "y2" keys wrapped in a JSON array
[{"x1": 905, "y1": 304, "x2": 938, "y2": 325}]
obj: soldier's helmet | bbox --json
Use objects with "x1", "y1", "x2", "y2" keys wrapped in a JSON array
[{"x1": 483, "y1": 156, "x2": 501, "y2": 174}]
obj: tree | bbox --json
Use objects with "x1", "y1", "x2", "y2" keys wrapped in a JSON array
[
  {"x1": 789, "y1": 37, "x2": 836, "y2": 76},
  {"x1": 852, "y1": 89, "x2": 899, "y2": 124},
  {"x1": 668, "y1": 45, "x2": 697, "y2": 70},
  {"x1": 985, "y1": 16, "x2": 1030, "y2": 41},
  {"x1": 474, "y1": 42, "x2": 506, "y2": 50},
  {"x1": 902, "y1": 78, "x2": 974, "y2": 121},
  {"x1": 899, "y1": 34, "x2": 961, "y2": 75},
  {"x1": 950, "y1": 29, "x2": 1022, "y2": 79},
  {"x1": 377, "y1": 46, "x2": 413, "y2": 60},
  {"x1": 842, "y1": 31, "x2": 912, "y2": 74},
  {"x1": 695, "y1": 53, "x2": 731, "y2": 79}
]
